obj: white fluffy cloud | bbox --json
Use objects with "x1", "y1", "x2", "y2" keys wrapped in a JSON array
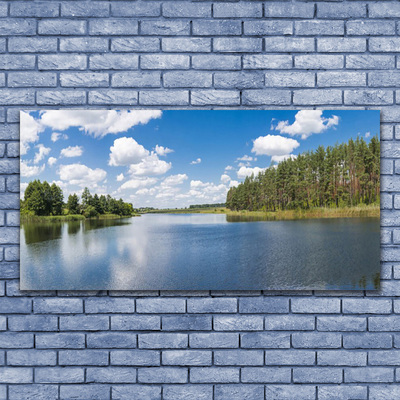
[
  {"x1": 271, "y1": 154, "x2": 297, "y2": 163},
  {"x1": 128, "y1": 153, "x2": 171, "y2": 177},
  {"x1": 116, "y1": 173, "x2": 124, "y2": 182},
  {"x1": 109, "y1": 137, "x2": 149, "y2": 166},
  {"x1": 221, "y1": 174, "x2": 231, "y2": 184},
  {"x1": 225, "y1": 165, "x2": 234, "y2": 171},
  {"x1": 60, "y1": 145, "x2": 83, "y2": 158},
  {"x1": 48, "y1": 157, "x2": 57, "y2": 166},
  {"x1": 51, "y1": 132, "x2": 68, "y2": 142},
  {"x1": 58, "y1": 163, "x2": 106, "y2": 187},
  {"x1": 40, "y1": 110, "x2": 162, "y2": 138},
  {"x1": 190, "y1": 158, "x2": 201, "y2": 165},
  {"x1": 275, "y1": 110, "x2": 339, "y2": 139},
  {"x1": 237, "y1": 155, "x2": 255, "y2": 162},
  {"x1": 20, "y1": 111, "x2": 44, "y2": 156},
  {"x1": 34, "y1": 144, "x2": 51, "y2": 164},
  {"x1": 161, "y1": 174, "x2": 188, "y2": 187},
  {"x1": 229, "y1": 180, "x2": 240, "y2": 188},
  {"x1": 365, "y1": 132, "x2": 371, "y2": 138},
  {"x1": 21, "y1": 160, "x2": 45, "y2": 178},
  {"x1": 252, "y1": 134, "x2": 300, "y2": 157},
  {"x1": 119, "y1": 177, "x2": 158, "y2": 191},
  {"x1": 155, "y1": 145, "x2": 174, "y2": 156},
  {"x1": 237, "y1": 166, "x2": 266, "y2": 179}
]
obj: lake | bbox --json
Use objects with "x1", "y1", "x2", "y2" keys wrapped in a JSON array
[{"x1": 20, "y1": 213, "x2": 381, "y2": 291}]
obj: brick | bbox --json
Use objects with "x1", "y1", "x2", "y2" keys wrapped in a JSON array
[
  {"x1": 60, "y1": 385, "x2": 110, "y2": 400},
  {"x1": 318, "y1": 350, "x2": 366, "y2": 366},
  {"x1": 86, "y1": 367, "x2": 136, "y2": 383},
  {"x1": 37, "y1": 90, "x2": 86, "y2": 105},
  {"x1": 163, "y1": 3, "x2": 210, "y2": 18},
  {"x1": 292, "y1": 333, "x2": 341, "y2": 349},
  {"x1": 87, "y1": 332, "x2": 136, "y2": 349},
  {"x1": 241, "y1": 332, "x2": 290, "y2": 349},
  {"x1": 239, "y1": 297, "x2": 288, "y2": 313},
  {"x1": 265, "y1": 350, "x2": 315, "y2": 366},
  {"x1": 187, "y1": 298, "x2": 237, "y2": 313},
  {"x1": 214, "y1": 3, "x2": 262, "y2": 18},
  {"x1": 318, "y1": 386, "x2": 367, "y2": 400},
  {"x1": 265, "y1": 72, "x2": 315, "y2": 88},
  {"x1": 60, "y1": 72, "x2": 109, "y2": 88},
  {"x1": 60, "y1": 38, "x2": 109, "y2": 53},
  {"x1": 191, "y1": 90, "x2": 240, "y2": 106},
  {"x1": 60, "y1": 315, "x2": 109, "y2": 331},
  {"x1": 7, "y1": 349, "x2": 56, "y2": 366},
  {"x1": 111, "y1": 38, "x2": 160, "y2": 52},
  {"x1": 293, "y1": 367, "x2": 342, "y2": 383},
  {"x1": 141, "y1": 21, "x2": 189, "y2": 36},
  {"x1": 292, "y1": 298, "x2": 340, "y2": 314},
  {"x1": 370, "y1": 386, "x2": 400, "y2": 400},
  {"x1": 0, "y1": 55, "x2": 35, "y2": 70},
  {"x1": 9, "y1": 315, "x2": 57, "y2": 331},
  {"x1": 9, "y1": 385, "x2": 58, "y2": 399},
  {"x1": 162, "y1": 38, "x2": 210, "y2": 53},
  {"x1": 317, "y1": 3, "x2": 366, "y2": 18},
  {"x1": 192, "y1": 55, "x2": 241, "y2": 70},
  {"x1": 343, "y1": 333, "x2": 392, "y2": 349},
  {"x1": 214, "y1": 385, "x2": 264, "y2": 400},
  {"x1": 343, "y1": 299, "x2": 392, "y2": 314},
  {"x1": 369, "y1": 350, "x2": 400, "y2": 366},
  {"x1": 163, "y1": 385, "x2": 212, "y2": 400},
  {"x1": 265, "y1": 385, "x2": 316, "y2": 400},
  {"x1": 193, "y1": 20, "x2": 241, "y2": 36},
  {"x1": 36, "y1": 333, "x2": 85, "y2": 349},
  {"x1": 139, "y1": 333, "x2": 187, "y2": 349},
  {"x1": 89, "y1": 90, "x2": 138, "y2": 105},
  {"x1": 138, "y1": 367, "x2": 187, "y2": 383},
  {"x1": 317, "y1": 316, "x2": 366, "y2": 331},
  {"x1": 38, "y1": 55, "x2": 87, "y2": 70},
  {"x1": 296, "y1": 55, "x2": 344, "y2": 69},
  {"x1": 163, "y1": 71, "x2": 211, "y2": 88},
  {"x1": 0, "y1": 333, "x2": 33, "y2": 348},
  {"x1": 264, "y1": 37, "x2": 314, "y2": 52},
  {"x1": 141, "y1": 55, "x2": 189, "y2": 70},
  {"x1": 162, "y1": 350, "x2": 211, "y2": 366},
  {"x1": 9, "y1": 37, "x2": 57, "y2": 53},
  {"x1": 214, "y1": 350, "x2": 263, "y2": 366},
  {"x1": 370, "y1": 71, "x2": 400, "y2": 87},
  {"x1": 295, "y1": 20, "x2": 344, "y2": 36},
  {"x1": 34, "y1": 298, "x2": 83, "y2": 314},
  {"x1": 0, "y1": 19, "x2": 36, "y2": 36},
  {"x1": 214, "y1": 315, "x2": 263, "y2": 331},
  {"x1": 369, "y1": 316, "x2": 400, "y2": 331},
  {"x1": 190, "y1": 367, "x2": 239, "y2": 383},
  {"x1": 242, "y1": 90, "x2": 291, "y2": 105},
  {"x1": 369, "y1": 2, "x2": 400, "y2": 18},
  {"x1": 318, "y1": 38, "x2": 366, "y2": 53},
  {"x1": 89, "y1": 19, "x2": 138, "y2": 35},
  {"x1": 35, "y1": 367, "x2": 84, "y2": 383},
  {"x1": 370, "y1": 38, "x2": 400, "y2": 52},
  {"x1": 112, "y1": 2, "x2": 159, "y2": 17},
  {"x1": 264, "y1": 2, "x2": 314, "y2": 18},
  {"x1": 214, "y1": 38, "x2": 262, "y2": 53},
  {"x1": 244, "y1": 21, "x2": 293, "y2": 36},
  {"x1": 345, "y1": 367, "x2": 393, "y2": 383},
  {"x1": 62, "y1": 2, "x2": 110, "y2": 17},
  {"x1": 265, "y1": 315, "x2": 315, "y2": 331},
  {"x1": 189, "y1": 333, "x2": 238, "y2": 348},
  {"x1": 318, "y1": 72, "x2": 366, "y2": 87},
  {"x1": 0, "y1": 368, "x2": 32, "y2": 383},
  {"x1": 85, "y1": 298, "x2": 135, "y2": 313},
  {"x1": 39, "y1": 20, "x2": 86, "y2": 35},
  {"x1": 162, "y1": 315, "x2": 211, "y2": 331},
  {"x1": 346, "y1": 55, "x2": 395, "y2": 69},
  {"x1": 59, "y1": 350, "x2": 109, "y2": 366},
  {"x1": 110, "y1": 350, "x2": 159, "y2": 366},
  {"x1": 112, "y1": 71, "x2": 160, "y2": 88},
  {"x1": 0, "y1": 297, "x2": 31, "y2": 313},
  {"x1": 90, "y1": 54, "x2": 138, "y2": 70},
  {"x1": 111, "y1": 315, "x2": 160, "y2": 330},
  {"x1": 139, "y1": 90, "x2": 188, "y2": 106},
  {"x1": 112, "y1": 385, "x2": 161, "y2": 400},
  {"x1": 242, "y1": 367, "x2": 291, "y2": 383},
  {"x1": 10, "y1": 2, "x2": 59, "y2": 17},
  {"x1": 8, "y1": 72, "x2": 57, "y2": 88},
  {"x1": 347, "y1": 20, "x2": 395, "y2": 36},
  {"x1": 346, "y1": 89, "x2": 393, "y2": 105}
]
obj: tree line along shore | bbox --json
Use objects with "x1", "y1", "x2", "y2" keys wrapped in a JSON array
[{"x1": 20, "y1": 180, "x2": 136, "y2": 222}]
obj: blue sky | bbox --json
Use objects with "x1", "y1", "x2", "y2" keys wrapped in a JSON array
[{"x1": 21, "y1": 110, "x2": 380, "y2": 208}]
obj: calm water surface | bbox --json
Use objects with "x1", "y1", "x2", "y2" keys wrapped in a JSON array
[{"x1": 21, "y1": 214, "x2": 381, "y2": 290}]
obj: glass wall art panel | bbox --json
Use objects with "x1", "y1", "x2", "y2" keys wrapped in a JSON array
[{"x1": 20, "y1": 110, "x2": 380, "y2": 290}]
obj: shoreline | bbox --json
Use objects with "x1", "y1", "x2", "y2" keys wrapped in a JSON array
[
  {"x1": 20, "y1": 214, "x2": 139, "y2": 223},
  {"x1": 144, "y1": 205, "x2": 380, "y2": 220}
]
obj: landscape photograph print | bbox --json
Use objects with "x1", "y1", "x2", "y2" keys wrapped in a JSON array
[{"x1": 20, "y1": 110, "x2": 380, "y2": 291}]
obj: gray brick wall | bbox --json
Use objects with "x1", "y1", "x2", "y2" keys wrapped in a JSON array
[{"x1": 0, "y1": 0, "x2": 399, "y2": 398}]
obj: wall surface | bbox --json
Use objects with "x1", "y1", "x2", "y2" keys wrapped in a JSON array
[{"x1": 0, "y1": 0, "x2": 399, "y2": 399}]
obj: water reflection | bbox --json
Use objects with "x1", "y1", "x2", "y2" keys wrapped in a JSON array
[{"x1": 20, "y1": 214, "x2": 381, "y2": 291}]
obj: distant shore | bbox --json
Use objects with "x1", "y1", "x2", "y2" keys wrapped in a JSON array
[
  {"x1": 145, "y1": 204, "x2": 380, "y2": 220},
  {"x1": 20, "y1": 213, "x2": 139, "y2": 223}
]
